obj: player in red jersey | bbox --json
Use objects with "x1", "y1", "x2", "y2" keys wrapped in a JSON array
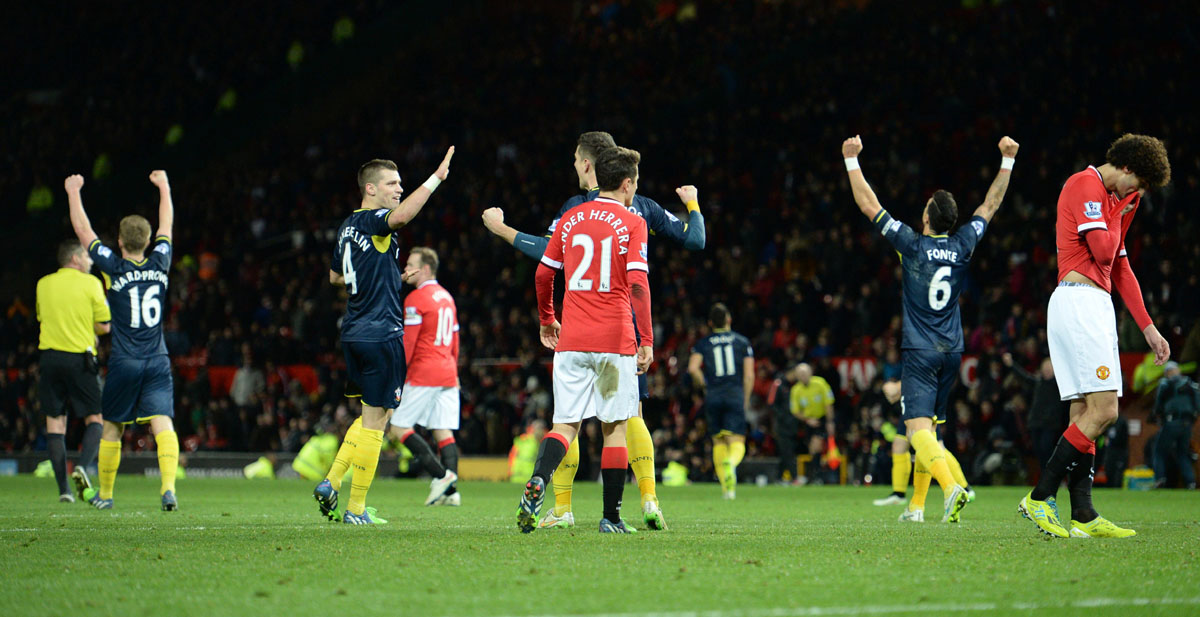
[
  {"x1": 516, "y1": 146, "x2": 653, "y2": 534},
  {"x1": 1020, "y1": 134, "x2": 1171, "y2": 539},
  {"x1": 387, "y1": 247, "x2": 462, "y2": 506}
]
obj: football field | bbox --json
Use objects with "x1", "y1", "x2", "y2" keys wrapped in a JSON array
[{"x1": 1, "y1": 476, "x2": 1196, "y2": 617}]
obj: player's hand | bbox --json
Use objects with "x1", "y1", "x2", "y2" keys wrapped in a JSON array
[
  {"x1": 149, "y1": 170, "x2": 169, "y2": 189},
  {"x1": 636, "y1": 345, "x2": 654, "y2": 374},
  {"x1": 481, "y1": 207, "x2": 506, "y2": 233},
  {"x1": 1144, "y1": 324, "x2": 1171, "y2": 366},
  {"x1": 539, "y1": 321, "x2": 560, "y2": 350},
  {"x1": 999, "y1": 136, "x2": 1019, "y2": 158},
  {"x1": 64, "y1": 174, "x2": 84, "y2": 193},
  {"x1": 842, "y1": 135, "x2": 863, "y2": 158},
  {"x1": 434, "y1": 146, "x2": 455, "y2": 181},
  {"x1": 675, "y1": 185, "x2": 698, "y2": 205},
  {"x1": 881, "y1": 380, "x2": 902, "y2": 405}
]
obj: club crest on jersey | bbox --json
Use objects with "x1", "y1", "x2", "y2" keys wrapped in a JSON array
[
  {"x1": 1096, "y1": 365, "x2": 1111, "y2": 380},
  {"x1": 394, "y1": 386, "x2": 403, "y2": 404},
  {"x1": 971, "y1": 220, "x2": 985, "y2": 237},
  {"x1": 1083, "y1": 201, "x2": 1103, "y2": 220}
]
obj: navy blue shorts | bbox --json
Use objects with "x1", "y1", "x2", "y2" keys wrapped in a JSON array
[
  {"x1": 900, "y1": 349, "x2": 961, "y2": 423},
  {"x1": 705, "y1": 397, "x2": 747, "y2": 437},
  {"x1": 343, "y1": 338, "x2": 406, "y2": 410},
  {"x1": 102, "y1": 355, "x2": 174, "y2": 424}
]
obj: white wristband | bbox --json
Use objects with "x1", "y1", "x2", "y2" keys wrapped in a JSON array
[
  {"x1": 844, "y1": 157, "x2": 860, "y2": 172},
  {"x1": 422, "y1": 174, "x2": 442, "y2": 192},
  {"x1": 1000, "y1": 157, "x2": 1015, "y2": 171}
]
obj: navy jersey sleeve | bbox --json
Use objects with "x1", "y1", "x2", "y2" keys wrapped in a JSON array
[
  {"x1": 358, "y1": 208, "x2": 394, "y2": 236},
  {"x1": 741, "y1": 335, "x2": 754, "y2": 359},
  {"x1": 691, "y1": 337, "x2": 710, "y2": 358},
  {"x1": 87, "y1": 239, "x2": 120, "y2": 275},
  {"x1": 873, "y1": 210, "x2": 921, "y2": 257},
  {"x1": 635, "y1": 195, "x2": 707, "y2": 251},
  {"x1": 148, "y1": 236, "x2": 172, "y2": 272},
  {"x1": 954, "y1": 215, "x2": 988, "y2": 256}
]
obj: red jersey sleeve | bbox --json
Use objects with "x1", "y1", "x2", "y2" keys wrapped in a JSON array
[
  {"x1": 1061, "y1": 175, "x2": 1110, "y2": 236},
  {"x1": 627, "y1": 218, "x2": 652, "y2": 348},
  {"x1": 402, "y1": 295, "x2": 423, "y2": 365},
  {"x1": 536, "y1": 229, "x2": 564, "y2": 326}
]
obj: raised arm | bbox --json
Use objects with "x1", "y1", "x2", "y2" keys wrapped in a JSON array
[
  {"x1": 971, "y1": 137, "x2": 1019, "y2": 224},
  {"x1": 482, "y1": 206, "x2": 554, "y2": 262},
  {"x1": 675, "y1": 185, "x2": 706, "y2": 251},
  {"x1": 841, "y1": 136, "x2": 883, "y2": 221},
  {"x1": 387, "y1": 146, "x2": 455, "y2": 229},
  {"x1": 149, "y1": 170, "x2": 173, "y2": 239},
  {"x1": 64, "y1": 175, "x2": 98, "y2": 247}
]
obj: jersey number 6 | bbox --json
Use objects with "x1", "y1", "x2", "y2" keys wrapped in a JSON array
[{"x1": 928, "y1": 266, "x2": 951, "y2": 310}]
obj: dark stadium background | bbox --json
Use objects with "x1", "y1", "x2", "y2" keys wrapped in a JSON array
[{"x1": 2, "y1": 0, "x2": 1196, "y2": 485}]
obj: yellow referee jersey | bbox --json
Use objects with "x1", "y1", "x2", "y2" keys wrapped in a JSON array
[
  {"x1": 790, "y1": 376, "x2": 835, "y2": 420},
  {"x1": 36, "y1": 267, "x2": 111, "y2": 353}
]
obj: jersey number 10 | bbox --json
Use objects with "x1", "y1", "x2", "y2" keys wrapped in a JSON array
[
  {"x1": 567, "y1": 233, "x2": 613, "y2": 293},
  {"x1": 433, "y1": 307, "x2": 455, "y2": 347},
  {"x1": 712, "y1": 344, "x2": 736, "y2": 377}
]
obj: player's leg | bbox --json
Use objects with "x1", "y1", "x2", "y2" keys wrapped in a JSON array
[
  {"x1": 599, "y1": 419, "x2": 631, "y2": 532},
  {"x1": 67, "y1": 351, "x2": 104, "y2": 498},
  {"x1": 901, "y1": 457, "x2": 930, "y2": 522},
  {"x1": 89, "y1": 359, "x2": 139, "y2": 509},
  {"x1": 726, "y1": 433, "x2": 746, "y2": 496},
  {"x1": 342, "y1": 401, "x2": 390, "y2": 523},
  {"x1": 595, "y1": 352, "x2": 639, "y2": 533},
  {"x1": 520, "y1": 351, "x2": 588, "y2": 533},
  {"x1": 148, "y1": 415, "x2": 179, "y2": 510},
  {"x1": 37, "y1": 354, "x2": 72, "y2": 500},
  {"x1": 45, "y1": 413, "x2": 72, "y2": 500},
  {"x1": 327, "y1": 417, "x2": 362, "y2": 491},
  {"x1": 712, "y1": 433, "x2": 729, "y2": 494},
  {"x1": 92, "y1": 420, "x2": 124, "y2": 509},
  {"x1": 547, "y1": 436, "x2": 579, "y2": 522},
  {"x1": 432, "y1": 427, "x2": 459, "y2": 502},
  {"x1": 1061, "y1": 391, "x2": 1133, "y2": 537},
  {"x1": 627, "y1": 375, "x2": 658, "y2": 508},
  {"x1": 900, "y1": 351, "x2": 962, "y2": 498},
  {"x1": 317, "y1": 345, "x2": 367, "y2": 519},
  {"x1": 141, "y1": 356, "x2": 179, "y2": 509},
  {"x1": 876, "y1": 434, "x2": 910, "y2": 505}
]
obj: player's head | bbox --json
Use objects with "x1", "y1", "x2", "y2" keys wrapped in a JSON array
[
  {"x1": 57, "y1": 239, "x2": 91, "y2": 271},
  {"x1": 402, "y1": 246, "x2": 439, "y2": 286},
  {"x1": 708, "y1": 303, "x2": 731, "y2": 330},
  {"x1": 922, "y1": 190, "x2": 958, "y2": 235},
  {"x1": 357, "y1": 159, "x2": 402, "y2": 207},
  {"x1": 595, "y1": 146, "x2": 641, "y2": 207},
  {"x1": 574, "y1": 131, "x2": 616, "y2": 191},
  {"x1": 118, "y1": 215, "x2": 151, "y2": 254},
  {"x1": 1105, "y1": 134, "x2": 1171, "y2": 196},
  {"x1": 795, "y1": 362, "x2": 813, "y2": 385}
]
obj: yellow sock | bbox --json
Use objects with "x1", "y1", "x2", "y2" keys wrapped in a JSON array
[
  {"x1": 910, "y1": 459, "x2": 931, "y2": 510},
  {"x1": 551, "y1": 437, "x2": 580, "y2": 517},
  {"x1": 728, "y1": 440, "x2": 745, "y2": 469},
  {"x1": 155, "y1": 430, "x2": 179, "y2": 495},
  {"x1": 626, "y1": 416, "x2": 657, "y2": 505},
  {"x1": 911, "y1": 429, "x2": 957, "y2": 493},
  {"x1": 346, "y1": 427, "x2": 383, "y2": 516},
  {"x1": 891, "y1": 452, "x2": 911, "y2": 494},
  {"x1": 713, "y1": 441, "x2": 729, "y2": 492},
  {"x1": 943, "y1": 446, "x2": 968, "y2": 488},
  {"x1": 98, "y1": 439, "x2": 120, "y2": 500},
  {"x1": 327, "y1": 418, "x2": 362, "y2": 491}
]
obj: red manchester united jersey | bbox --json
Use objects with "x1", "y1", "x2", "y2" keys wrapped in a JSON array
[
  {"x1": 1055, "y1": 166, "x2": 1139, "y2": 292},
  {"x1": 538, "y1": 197, "x2": 650, "y2": 354},
  {"x1": 402, "y1": 280, "x2": 459, "y2": 387}
]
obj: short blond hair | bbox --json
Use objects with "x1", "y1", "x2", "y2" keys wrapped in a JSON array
[
  {"x1": 411, "y1": 246, "x2": 439, "y2": 275},
  {"x1": 119, "y1": 215, "x2": 151, "y2": 253}
]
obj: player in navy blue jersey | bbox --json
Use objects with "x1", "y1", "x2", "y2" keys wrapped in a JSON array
[
  {"x1": 66, "y1": 170, "x2": 180, "y2": 511},
  {"x1": 688, "y1": 304, "x2": 754, "y2": 500},
  {"x1": 842, "y1": 134, "x2": 1018, "y2": 524},
  {"x1": 313, "y1": 147, "x2": 456, "y2": 525},
  {"x1": 482, "y1": 131, "x2": 705, "y2": 530}
]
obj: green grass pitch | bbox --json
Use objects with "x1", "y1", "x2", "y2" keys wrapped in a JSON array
[{"x1": 1, "y1": 475, "x2": 1197, "y2": 616}]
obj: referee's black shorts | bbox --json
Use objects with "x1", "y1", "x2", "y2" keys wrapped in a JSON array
[{"x1": 38, "y1": 349, "x2": 101, "y2": 418}]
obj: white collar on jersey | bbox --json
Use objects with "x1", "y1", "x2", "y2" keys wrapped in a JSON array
[
  {"x1": 1088, "y1": 165, "x2": 1103, "y2": 182},
  {"x1": 593, "y1": 196, "x2": 623, "y2": 206},
  {"x1": 417, "y1": 279, "x2": 439, "y2": 289}
]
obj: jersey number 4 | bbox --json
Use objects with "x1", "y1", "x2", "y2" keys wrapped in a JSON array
[
  {"x1": 342, "y1": 243, "x2": 358, "y2": 295},
  {"x1": 567, "y1": 233, "x2": 613, "y2": 292},
  {"x1": 712, "y1": 344, "x2": 737, "y2": 377},
  {"x1": 928, "y1": 266, "x2": 952, "y2": 310},
  {"x1": 128, "y1": 286, "x2": 162, "y2": 329}
]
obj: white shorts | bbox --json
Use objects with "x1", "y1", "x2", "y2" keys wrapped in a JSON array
[
  {"x1": 1047, "y1": 284, "x2": 1122, "y2": 401},
  {"x1": 389, "y1": 385, "x2": 460, "y2": 430},
  {"x1": 552, "y1": 351, "x2": 639, "y2": 424}
]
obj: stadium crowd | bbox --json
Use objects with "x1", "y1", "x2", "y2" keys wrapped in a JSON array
[{"x1": 3, "y1": 0, "x2": 1198, "y2": 486}]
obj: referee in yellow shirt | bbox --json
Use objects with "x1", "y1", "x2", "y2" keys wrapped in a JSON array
[{"x1": 36, "y1": 240, "x2": 111, "y2": 502}]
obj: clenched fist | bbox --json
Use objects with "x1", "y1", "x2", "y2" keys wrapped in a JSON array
[
  {"x1": 64, "y1": 174, "x2": 84, "y2": 193},
  {"x1": 999, "y1": 136, "x2": 1019, "y2": 158},
  {"x1": 149, "y1": 170, "x2": 169, "y2": 189}
]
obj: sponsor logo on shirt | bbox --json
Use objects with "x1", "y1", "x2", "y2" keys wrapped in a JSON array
[
  {"x1": 97, "y1": 245, "x2": 113, "y2": 258},
  {"x1": 547, "y1": 218, "x2": 560, "y2": 233},
  {"x1": 887, "y1": 219, "x2": 902, "y2": 234},
  {"x1": 971, "y1": 220, "x2": 985, "y2": 237},
  {"x1": 665, "y1": 211, "x2": 679, "y2": 223},
  {"x1": 154, "y1": 243, "x2": 169, "y2": 255},
  {"x1": 639, "y1": 242, "x2": 647, "y2": 260},
  {"x1": 1083, "y1": 201, "x2": 1103, "y2": 220},
  {"x1": 375, "y1": 209, "x2": 389, "y2": 218}
]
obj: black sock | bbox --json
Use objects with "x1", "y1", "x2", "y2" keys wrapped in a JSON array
[
  {"x1": 601, "y1": 467, "x2": 625, "y2": 522},
  {"x1": 1067, "y1": 451, "x2": 1098, "y2": 523},
  {"x1": 48, "y1": 433, "x2": 69, "y2": 494},
  {"x1": 80, "y1": 422, "x2": 103, "y2": 469},
  {"x1": 403, "y1": 433, "x2": 447, "y2": 478},
  {"x1": 531, "y1": 435, "x2": 568, "y2": 484},
  {"x1": 892, "y1": 491, "x2": 905, "y2": 498},
  {"x1": 1030, "y1": 434, "x2": 1086, "y2": 501},
  {"x1": 439, "y1": 442, "x2": 459, "y2": 494}
]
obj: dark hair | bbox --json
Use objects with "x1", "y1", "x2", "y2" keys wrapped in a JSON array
[
  {"x1": 357, "y1": 159, "x2": 398, "y2": 196},
  {"x1": 577, "y1": 131, "x2": 616, "y2": 161},
  {"x1": 1106, "y1": 133, "x2": 1171, "y2": 189},
  {"x1": 595, "y1": 146, "x2": 641, "y2": 191},
  {"x1": 709, "y1": 302, "x2": 731, "y2": 328},
  {"x1": 57, "y1": 240, "x2": 83, "y2": 266},
  {"x1": 927, "y1": 189, "x2": 958, "y2": 234},
  {"x1": 410, "y1": 246, "x2": 439, "y2": 275}
]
